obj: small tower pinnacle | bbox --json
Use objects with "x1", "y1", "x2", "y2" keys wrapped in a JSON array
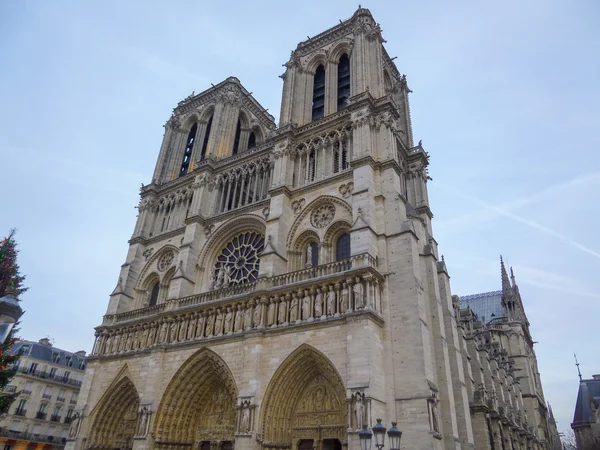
[
  {"x1": 500, "y1": 256, "x2": 511, "y2": 292},
  {"x1": 574, "y1": 353, "x2": 583, "y2": 382}
]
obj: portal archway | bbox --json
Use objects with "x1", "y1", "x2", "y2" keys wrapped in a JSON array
[
  {"x1": 260, "y1": 344, "x2": 347, "y2": 450},
  {"x1": 153, "y1": 348, "x2": 238, "y2": 450},
  {"x1": 87, "y1": 376, "x2": 140, "y2": 450}
]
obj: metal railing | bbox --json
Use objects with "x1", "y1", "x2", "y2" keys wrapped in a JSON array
[
  {"x1": 14, "y1": 409, "x2": 26, "y2": 417},
  {"x1": 42, "y1": 393, "x2": 52, "y2": 399},
  {"x1": 36, "y1": 411, "x2": 47, "y2": 420},
  {"x1": 50, "y1": 415, "x2": 61, "y2": 422},
  {"x1": 0, "y1": 429, "x2": 66, "y2": 445},
  {"x1": 16, "y1": 366, "x2": 82, "y2": 387}
]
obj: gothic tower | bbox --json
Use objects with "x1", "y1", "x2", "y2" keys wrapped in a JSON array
[{"x1": 66, "y1": 8, "x2": 556, "y2": 450}]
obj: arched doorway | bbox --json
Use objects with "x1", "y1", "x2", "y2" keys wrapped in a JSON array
[
  {"x1": 153, "y1": 349, "x2": 238, "y2": 450},
  {"x1": 87, "y1": 377, "x2": 140, "y2": 450},
  {"x1": 260, "y1": 344, "x2": 347, "y2": 450}
]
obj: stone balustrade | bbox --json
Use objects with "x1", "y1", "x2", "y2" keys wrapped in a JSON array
[{"x1": 92, "y1": 259, "x2": 383, "y2": 358}]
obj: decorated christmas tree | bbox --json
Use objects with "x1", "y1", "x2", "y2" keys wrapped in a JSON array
[{"x1": 0, "y1": 229, "x2": 26, "y2": 413}]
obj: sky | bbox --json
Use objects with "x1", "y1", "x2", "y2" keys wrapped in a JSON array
[{"x1": 0, "y1": 0, "x2": 598, "y2": 435}]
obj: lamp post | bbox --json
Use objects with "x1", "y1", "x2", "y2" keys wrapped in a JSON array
[
  {"x1": 359, "y1": 424, "x2": 373, "y2": 450},
  {"x1": 372, "y1": 419, "x2": 386, "y2": 450},
  {"x1": 0, "y1": 288, "x2": 23, "y2": 345},
  {"x1": 387, "y1": 422, "x2": 402, "y2": 450}
]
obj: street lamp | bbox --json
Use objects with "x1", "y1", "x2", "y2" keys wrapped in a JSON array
[
  {"x1": 387, "y1": 422, "x2": 402, "y2": 450},
  {"x1": 359, "y1": 424, "x2": 373, "y2": 450},
  {"x1": 372, "y1": 419, "x2": 387, "y2": 450},
  {"x1": 0, "y1": 288, "x2": 23, "y2": 344}
]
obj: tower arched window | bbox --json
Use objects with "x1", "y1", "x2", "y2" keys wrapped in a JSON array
[
  {"x1": 335, "y1": 233, "x2": 351, "y2": 261},
  {"x1": 337, "y1": 53, "x2": 350, "y2": 111},
  {"x1": 179, "y1": 123, "x2": 197, "y2": 176},
  {"x1": 148, "y1": 282, "x2": 160, "y2": 307},
  {"x1": 248, "y1": 131, "x2": 256, "y2": 149},
  {"x1": 232, "y1": 119, "x2": 242, "y2": 155},
  {"x1": 312, "y1": 65, "x2": 326, "y2": 121},
  {"x1": 308, "y1": 242, "x2": 319, "y2": 267},
  {"x1": 200, "y1": 115, "x2": 213, "y2": 161}
]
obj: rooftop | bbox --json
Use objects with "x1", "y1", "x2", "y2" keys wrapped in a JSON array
[
  {"x1": 459, "y1": 290, "x2": 506, "y2": 324},
  {"x1": 572, "y1": 375, "x2": 600, "y2": 426},
  {"x1": 10, "y1": 338, "x2": 86, "y2": 371}
]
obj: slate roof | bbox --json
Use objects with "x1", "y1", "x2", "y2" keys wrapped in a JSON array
[
  {"x1": 10, "y1": 339, "x2": 86, "y2": 371},
  {"x1": 573, "y1": 376, "x2": 600, "y2": 426},
  {"x1": 459, "y1": 290, "x2": 506, "y2": 324}
]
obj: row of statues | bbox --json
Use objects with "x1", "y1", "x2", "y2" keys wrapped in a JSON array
[{"x1": 94, "y1": 276, "x2": 381, "y2": 356}]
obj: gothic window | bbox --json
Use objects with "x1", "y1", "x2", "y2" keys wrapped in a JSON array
[
  {"x1": 337, "y1": 54, "x2": 350, "y2": 111},
  {"x1": 180, "y1": 123, "x2": 197, "y2": 176},
  {"x1": 248, "y1": 131, "x2": 256, "y2": 149},
  {"x1": 312, "y1": 65, "x2": 326, "y2": 121},
  {"x1": 232, "y1": 119, "x2": 242, "y2": 155},
  {"x1": 341, "y1": 141, "x2": 348, "y2": 170},
  {"x1": 335, "y1": 233, "x2": 351, "y2": 261},
  {"x1": 308, "y1": 242, "x2": 319, "y2": 267},
  {"x1": 215, "y1": 232, "x2": 265, "y2": 286},
  {"x1": 149, "y1": 282, "x2": 159, "y2": 307},
  {"x1": 333, "y1": 141, "x2": 348, "y2": 174},
  {"x1": 200, "y1": 115, "x2": 213, "y2": 161},
  {"x1": 308, "y1": 150, "x2": 316, "y2": 182}
]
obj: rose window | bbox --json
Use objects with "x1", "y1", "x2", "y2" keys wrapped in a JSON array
[
  {"x1": 311, "y1": 203, "x2": 336, "y2": 228},
  {"x1": 215, "y1": 232, "x2": 265, "y2": 285},
  {"x1": 157, "y1": 251, "x2": 174, "y2": 271}
]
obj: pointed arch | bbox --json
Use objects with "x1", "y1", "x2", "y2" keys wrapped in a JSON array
[
  {"x1": 153, "y1": 348, "x2": 238, "y2": 445},
  {"x1": 87, "y1": 367, "x2": 140, "y2": 450},
  {"x1": 260, "y1": 344, "x2": 347, "y2": 447}
]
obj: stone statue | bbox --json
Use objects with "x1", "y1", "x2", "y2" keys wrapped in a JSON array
[
  {"x1": 178, "y1": 319, "x2": 187, "y2": 341},
  {"x1": 302, "y1": 290, "x2": 311, "y2": 320},
  {"x1": 353, "y1": 278, "x2": 364, "y2": 309},
  {"x1": 234, "y1": 306, "x2": 243, "y2": 332},
  {"x1": 267, "y1": 299, "x2": 276, "y2": 326},
  {"x1": 253, "y1": 301, "x2": 261, "y2": 327},
  {"x1": 290, "y1": 295, "x2": 299, "y2": 322},
  {"x1": 244, "y1": 302, "x2": 253, "y2": 329},
  {"x1": 208, "y1": 271, "x2": 217, "y2": 290},
  {"x1": 205, "y1": 312, "x2": 215, "y2": 337},
  {"x1": 306, "y1": 245, "x2": 313, "y2": 268},
  {"x1": 137, "y1": 406, "x2": 149, "y2": 436},
  {"x1": 169, "y1": 320, "x2": 178, "y2": 342},
  {"x1": 340, "y1": 283, "x2": 349, "y2": 313},
  {"x1": 69, "y1": 412, "x2": 81, "y2": 438},
  {"x1": 110, "y1": 334, "x2": 119, "y2": 354},
  {"x1": 141, "y1": 327, "x2": 149, "y2": 348},
  {"x1": 147, "y1": 325, "x2": 156, "y2": 347},
  {"x1": 215, "y1": 267, "x2": 225, "y2": 289},
  {"x1": 240, "y1": 401, "x2": 251, "y2": 433},
  {"x1": 314, "y1": 288, "x2": 323, "y2": 318},
  {"x1": 104, "y1": 334, "x2": 112, "y2": 354},
  {"x1": 187, "y1": 316, "x2": 196, "y2": 340},
  {"x1": 224, "y1": 307, "x2": 233, "y2": 333},
  {"x1": 214, "y1": 309, "x2": 224, "y2": 335},
  {"x1": 327, "y1": 286, "x2": 336, "y2": 315},
  {"x1": 158, "y1": 321, "x2": 167, "y2": 343},
  {"x1": 278, "y1": 299, "x2": 287, "y2": 324},
  {"x1": 353, "y1": 392, "x2": 365, "y2": 429},
  {"x1": 223, "y1": 265, "x2": 232, "y2": 288}
]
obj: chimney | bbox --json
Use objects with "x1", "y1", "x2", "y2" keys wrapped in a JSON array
[
  {"x1": 75, "y1": 350, "x2": 86, "y2": 357},
  {"x1": 38, "y1": 337, "x2": 51, "y2": 346},
  {"x1": 592, "y1": 374, "x2": 600, "y2": 380}
]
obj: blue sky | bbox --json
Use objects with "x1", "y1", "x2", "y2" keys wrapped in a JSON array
[{"x1": 1, "y1": 0, "x2": 598, "y2": 435}]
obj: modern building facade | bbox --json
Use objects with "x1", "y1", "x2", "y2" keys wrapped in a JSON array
[
  {"x1": 571, "y1": 374, "x2": 600, "y2": 450},
  {"x1": 67, "y1": 7, "x2": 559, "y2": 450},
  {"x1": 0, "y1": 338, "x2": 86, "y2": 450}
]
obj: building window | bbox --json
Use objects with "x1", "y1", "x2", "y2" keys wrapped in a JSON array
[
  {"x1": 15, "y1": 399, "x2": 26, "y2": 416},
  {"x1": 52, "y1": 352, "x2": 60, "y2": 363},
  {"x1": 335, "y1": 233, "x2": 351, "y2": 261},
  {"x1": 66, "y1": 356, "x2": 73, "y2": 367},
  {"x1": 337, "y1": 53, "x2": 350, "y2": 111},
  {"x1": 232, "y1": 119, "x2": 242, "y2": 155},
  {"x1": 180, "y1": 123, "x2": 197, "y2": 177},
  {"x1": 48, "y1": 368, "x2": 57, "y2": 379},
  {"x1": 248, "y1": 131, "x2": 256, "y2": 149},
  {"x1": 28, "y1": 362, "x2": 38, "y2": 374},
  {"x1": 148, "y1": 282, "x2": 160, "y2": 307},
  {"x1": 307, "y1": 242, "x2": 319, "y2": 267},
  {"x1": 20, "y1": 344, "x2": 30, "y2": 355},
  {"x1": 200, "y1": 115, "x2": 213, "y2": 161},
  {"x1": 312, "y1": 65, "x2": 326, "y2": 121},
  {"x1": 63, "y1": 371, "x2": 71, "y2": 383},
  {"x1": 213, "y1": 232, "x2": 265, "y2": 287}
]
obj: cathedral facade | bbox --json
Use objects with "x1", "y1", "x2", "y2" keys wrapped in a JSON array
[{"x1": 66, "y1": 8, "x2": 559, "y2": 450}]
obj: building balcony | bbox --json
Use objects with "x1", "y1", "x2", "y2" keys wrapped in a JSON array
[
  {"x1": 0, "y1": 429, "x2": 66, "y2": 446},
  {"x1": 14, "y1": 409, "x2": 26, "y2": 417},
  {"x1": 57, "y1": 396, "x2": 65, "y2": 402},
  {"x1": 50, "y1": 415, "x2": 61, "y2": 422},
  {"x1": 94, "y1": 253, "x2": 384, "y2": 358},
  {"x1": 64, "y1": 416, "x2": 73, "y2": 424},
  {"x1": 3, "y1": 386, "x2": 16, "y2": 393},
  {"x1": 69, "y1": 399, "x2": 77, "y2": 404},
  {"x1": 35, "y1": 412, "x2": 47, "y2": 420},
  {"x1": 42, "y1": 393, "x2": 52, "y2": 399},
  {"x1": 15, "y1": 366, "x2": 82, "y2": 387},
  {"x1": 22, "y1": 389, "x2": 32, "y2": 395}
]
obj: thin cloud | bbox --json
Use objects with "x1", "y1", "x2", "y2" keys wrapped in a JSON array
[{"x1": 433, "y1": 180, "x2": 600, "y2": 260}]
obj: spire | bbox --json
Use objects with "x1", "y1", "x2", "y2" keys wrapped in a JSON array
[
  {"x1": 510, "y1": 266, "x2": 517, "y2": 287},
  {"x1": 575, "y1": 353, "x2": 583, "y2": 382},
  {"x1": 500, "y1": 256, "x2": 511, "y2": 293}
]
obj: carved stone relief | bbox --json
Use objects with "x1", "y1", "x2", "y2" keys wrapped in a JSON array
[
  {"x1": 291, "y1": 198, "x2": 306, "y2": 215},
  {"x1": 311, "y1": 203, "x2": 336, "y2": 228},
  {"x1": 157, "y1": 251, "x2": 174, "y2": 272}
]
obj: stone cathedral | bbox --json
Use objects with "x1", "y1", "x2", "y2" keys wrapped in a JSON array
[{"x1": 66, "y1": 8, "x2": 560, "y2": 450}]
